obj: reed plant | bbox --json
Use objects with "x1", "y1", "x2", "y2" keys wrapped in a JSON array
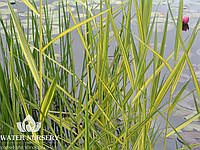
[{"x1": 0, "y1": 0, "x2": 200, "y2": 149}]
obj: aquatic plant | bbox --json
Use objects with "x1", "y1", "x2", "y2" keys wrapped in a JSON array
[{"x1": 0, "y1": 0, "x2": 200, "y2": 149}]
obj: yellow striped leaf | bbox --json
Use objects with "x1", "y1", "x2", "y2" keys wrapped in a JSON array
[
  {"x1": 20, "y1": 0, "x2": 39, "y2": 15},
  {"x1": 7, "y1": 1, "x2": 40, "y2": 88},
  {"x1": 40, "y1": 75, "x2": 57, "y2": 122}
]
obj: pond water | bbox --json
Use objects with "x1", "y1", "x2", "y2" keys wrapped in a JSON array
[{"x1": 0, "y1": 0, "x2": 200, "y2": 149}]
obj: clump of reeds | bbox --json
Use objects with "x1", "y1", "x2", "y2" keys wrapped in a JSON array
[{"x1": 0, "y1": 0, "x2": 199, "y2": 149}]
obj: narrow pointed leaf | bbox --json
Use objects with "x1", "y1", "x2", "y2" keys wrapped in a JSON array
[
  {"x1": 40, "y1": 75, "x2": 58, "y2": 122},
  {"x1": 20, "y1": 0, "x2": 39, "y2": 15},
  {"x1": 7, "y1": 1, "x2": 40, "y2": 88}
]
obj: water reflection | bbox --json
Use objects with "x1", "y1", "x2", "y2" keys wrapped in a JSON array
[{"x1": 1, "y1": 0, "x2": 200, "y2": 149}]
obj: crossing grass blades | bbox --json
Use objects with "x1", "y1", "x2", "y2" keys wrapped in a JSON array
[{"x1": 0, "y1": 0, "x2": 200, "y2": 149}]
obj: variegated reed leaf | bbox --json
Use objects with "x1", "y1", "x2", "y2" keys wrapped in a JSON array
[
  {"x1": 105, "y1": 0, "x2": 135, "y2": 90},
  {"x1": 168, "y1": 2, "x2": 200, "y2": 102},
  {"x1": 150, "y1": 19, "x2": 200, "y2": 114},
  {"x1": 40, "y1": 75, "x2": 58, "y2": 122},
  {"x1": 20, "y1": 0, "x2": 39, "y2": 15},
  {"x1": 7, "y1": 1, "x2": 40, "y2": 88},
  {"x1": 174, "y1": 0, "x2": 183, "y2": 63},
  {"x1": 42, "y1": 7, "x2": 112, "y2": 53},
  {"x1": 167, "y1": 112, "x2": 200, "y2": 137},
  {"x1": 13, "y1": 76, "x2": 39, "y2": 144}
]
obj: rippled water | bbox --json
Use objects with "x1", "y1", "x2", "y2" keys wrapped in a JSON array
[{"x1": 0, "y1": 0, "x2": 200, "y2": 149}]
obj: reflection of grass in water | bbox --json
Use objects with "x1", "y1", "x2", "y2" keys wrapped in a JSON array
[{"x1": 0, "y1": 0, "x2": 200, "y2": 149}]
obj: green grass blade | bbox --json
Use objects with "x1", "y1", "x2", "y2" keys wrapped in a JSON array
[
  {"x1": 105, "y1": 0, "x2": 134, "y2": 90},
  {"x1": 150, "y1": 19, "x2": 200, "y2": 113},
  {"x1": 133, "y1": 34, "x2": 172, "y2": 72},
  {"x1": 169, "y1": 80, "x2": 190, "y2": 115},
  {"x1": 131, "y1": 52, "x2": 174, "y2": 106},
  {"x1": 7, "y1": 1, "x2": 40, "y2": 88},
  {"x1": 174, "y1": 0, "x2": 183, "y2": 64},
  {"x1": 40, "y1": 74, "x2": 58, "y2": 122},
  {"x1": 20, "y1": 0, "x2": 39, "y2": 15},
  {"x1": 168, "y1": 2, "x2": 200, "y2": 102},
  {"x1": 167, "y1": 112, "x2": 200, "y2": 137},
  {"x1": 42, "y1": 8, "x2": 111, "y2": 52},
  {"x1": 13, "y1": 75, "x2": 39, "y2": 143}
]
